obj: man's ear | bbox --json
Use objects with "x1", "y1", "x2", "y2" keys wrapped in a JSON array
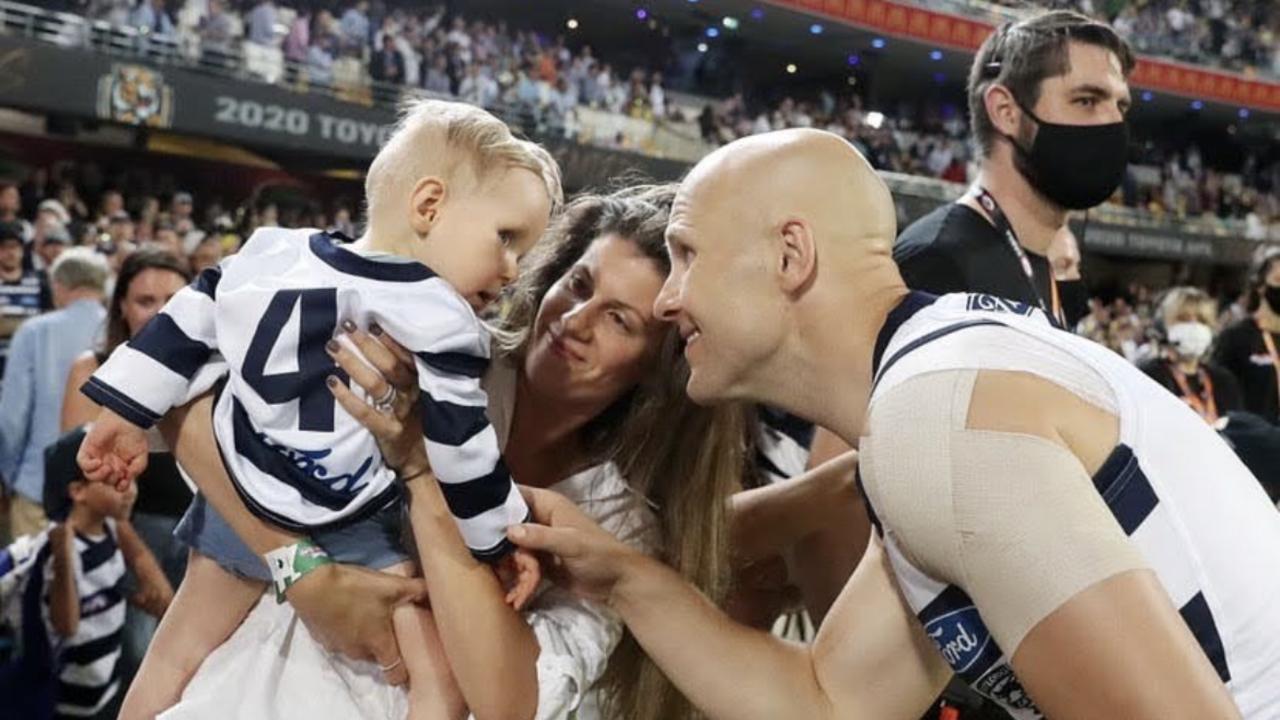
[
  {"x1": 984, "y1": 83, "x2": 1022, "y2": 139},
  {"x1": 778, "y1": 219, "x2": 817, "y2": 294},
  {"x1": 409, "y1": 177, "x2": 447, "y2": 237}
]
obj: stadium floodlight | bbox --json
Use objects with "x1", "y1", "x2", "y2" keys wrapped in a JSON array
[
  {"x1": 866, "y1": 111, "x2": 885, "y2": 129},
  {"x1": 636, "y1": 9, "x2": 648, "y2": 21},
  {"x1": 1141, "y1": 91, "x2": 1154, "y2": 102},
  {"x1": 847, "y1": 53, "x2": 860, "y2": 66},
  {"x1": 723, "y1": 17, "x2": 739, "y2": 30},
  {"x1": 697, "y1": 42, "x2": 708, "y2": 53},
  {"x1": 1238, "y1": 108, "x2": 1250, "y2": 119},
  {"x1": 810, "y1": 24, "x2": 824, "y2": 35},
  {"x1": 871, "y1": 37, "x2": 886, "y2": 49},
  {"x1": 929, "y1": 50, "x2": 943, "y2": 61},
  {"x1": 786, "y1": 63, "x2": 798, "y2": 74},
  {"x1": 706, "y1": 27, "x2": 720, "y2": 38},
  {"x1": 1190, "y1": 100, "x2": 1204, "y2": 110},
  {"x1": 566, "y1": 18, "x2": 579, "y2": 29}
]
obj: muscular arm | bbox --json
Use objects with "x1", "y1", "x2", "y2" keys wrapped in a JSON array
[
  {"x1": 965, "y1": 370, "x2": 1241, "y2": 719},
  {"x1": 610, "y1": 532, "x2": 949, "y2": 720}
]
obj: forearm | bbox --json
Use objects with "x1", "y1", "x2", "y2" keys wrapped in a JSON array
[
  {"x1": 612, "y1": 555, "x2": 833, "y2": 720},
  {"x1": 50, "y1": 530, "x2": 80, "y2": 637},
  {"x1": 404, "y1": 475, "x2": 540, "y2": 720},
  {"x1": 791, "y1": 495, "x2": 870, "y2": 624},
  {"x1": 730, "y1": 451, "x2": 858, "y2": 564}
]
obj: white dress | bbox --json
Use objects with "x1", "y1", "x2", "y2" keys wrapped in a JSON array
[{"x1": 160, "y1": 359, "x2": 658, "y2": 720}]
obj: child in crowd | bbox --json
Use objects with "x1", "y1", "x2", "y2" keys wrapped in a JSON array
[
  {"x1": 76, "y1": 99, "x2": 563, "y2": 718},
  {"x1": 1, "y1": 425, "x2": 171, "y2": 719}
]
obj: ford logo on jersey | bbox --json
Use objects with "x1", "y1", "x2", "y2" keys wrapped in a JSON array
[
  {"x1": 258, "y1": 431, "x2": 373, "y2": 495},
  {"x1": 925, "y1": 606, "x2": 991, "y2": 674}
]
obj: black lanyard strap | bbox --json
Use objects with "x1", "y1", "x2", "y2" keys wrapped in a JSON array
[{"x1": 973, "y1": 187, "x2": 1064, "y2": 329}]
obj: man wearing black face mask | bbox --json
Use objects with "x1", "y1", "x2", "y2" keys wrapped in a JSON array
[
  {"x1": 1213, "y1": 248, "x2": 1280, "y2": 425},
  {"x1": 894, "y1": 10, "x2": 1132, "y2": 332}
]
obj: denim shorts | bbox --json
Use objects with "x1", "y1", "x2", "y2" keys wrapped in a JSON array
[{"x1": 173, "y1": 494, "x2": 412, "y2": 582}]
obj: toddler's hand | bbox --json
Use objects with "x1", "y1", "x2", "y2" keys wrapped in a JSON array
[
  {"x1": 495, "y1": 547, "x2": 542, "y2": 611},
  {"x1": 76, "y1": 408, "x2": 150, "y2": 490}
]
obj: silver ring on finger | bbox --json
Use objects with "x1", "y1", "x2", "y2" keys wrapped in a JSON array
[{"x1": 373, "y1": 384, "x2": 398, "y2": 413}]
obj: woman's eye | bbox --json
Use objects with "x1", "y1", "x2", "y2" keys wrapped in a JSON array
[{"x1": 609, "y1": 311, "x2": 628, "y2": 330}]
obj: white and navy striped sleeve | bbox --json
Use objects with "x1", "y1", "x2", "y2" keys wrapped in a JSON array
[
  {"x1": 378, "y1": 289, "x2": 529, "y2": 561},
  {"x1": 82, "y1": 265, "x2": 223, "y2": 429}
]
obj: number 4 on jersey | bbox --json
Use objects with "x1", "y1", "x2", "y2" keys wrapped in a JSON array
[{"x1": 243, "y1": 288, "x2": 339, "y2": 432}]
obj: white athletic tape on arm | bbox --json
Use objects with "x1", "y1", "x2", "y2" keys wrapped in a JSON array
[{"x1": 862, "y1": 369, "x2": 1147, "y2": 657}]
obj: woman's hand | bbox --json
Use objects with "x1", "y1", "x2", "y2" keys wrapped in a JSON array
[
  {"x1": 284, "y1": 563, "x2": 428, "y2": 686},
  {"x1": 324, "y1": 321, "x2": 430, "y2": 478}
]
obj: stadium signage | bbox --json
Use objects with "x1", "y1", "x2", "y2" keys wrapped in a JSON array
[{"x1": 212, "y1": 96, "x2": 395, "y2": 149}]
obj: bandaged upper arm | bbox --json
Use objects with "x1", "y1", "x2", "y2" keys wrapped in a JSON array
[{"x1": 862, "y1": 370, "x2": 1148, "y2": 658}]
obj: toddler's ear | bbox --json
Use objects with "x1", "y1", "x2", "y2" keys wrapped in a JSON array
[{"x1": 410, "y1": 177, "x2": 447, "y2": 237}]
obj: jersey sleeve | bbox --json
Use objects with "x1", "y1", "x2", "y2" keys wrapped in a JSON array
[
  {"x1": 376, "y1": 286, "x2": 529, "y2": 561},
  {"x1": 82, "y1": 265, "x2": 223, "y2": 429}
]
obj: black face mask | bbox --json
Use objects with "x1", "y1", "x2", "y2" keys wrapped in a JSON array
[
  {"x1": 1006, "y1": 100, "x2": 1129, "y2": 211},
  {"x1": 1266, "y1": 285, "x2": 1280, "y2": 315}
]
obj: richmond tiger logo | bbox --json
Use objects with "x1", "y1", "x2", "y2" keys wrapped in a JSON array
[{"x1": 96, "y1": 64, "x2": 173, "y2": 128}]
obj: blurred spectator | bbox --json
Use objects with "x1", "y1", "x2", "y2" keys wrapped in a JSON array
[
  {"x1": 339, "y1": 0, "x2": 371, "y2": 54},
  {"x1": 1138, "y1": 287, "x2": 1242, "y2": 423},
  {"x1": 128, "y1": 0, "x2": 174, "y2": 39},
  {"x1": 107, "y1": 211, "x2": 136, "y2": 247},
  {"x1": 0, "y1": 183, "x2": 33, "y2": 243},
  {"x1": 170, "y1": 191, "x2": 194, "y2": 225},
  {"x1": 246, "y1": 0, "x2": 278, "y2": 47},
  {"x1": 188, "y1": 235, "x2": 223, "y2": 274},
  {"x1": 307, "y1": 32, "x2": 336, "y2": 85},
  {"x1": 31, "y1": 218, "x2": 71, "y2": 271},
  {"x1": 1213, "y1": 248, "x2": 1280, "y2": 424},
  {"x1": 0, "y1": 248, "x2": 109, "y2": 538},
  {"x1": 149, "y1": 221, "x2": 183, "y2": 257},
  {"x1": 370, "y1": 34, "x2": 406, "y2": 84},
  {"x1": 95, "y1": 190, "x2": 125, "y2": 229},
  {"x1": 0, "y1": 222, "x2": 53, "y2": 381},
  {"x1": 198, "y1": 0, "x2": 236, "y2": 64}
]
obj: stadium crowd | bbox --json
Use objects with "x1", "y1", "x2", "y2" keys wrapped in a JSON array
[{"x1": 31, "y1": 0, "x2": 1273, "y2": 236}]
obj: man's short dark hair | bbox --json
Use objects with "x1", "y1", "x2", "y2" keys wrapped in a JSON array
[{"x1": 968, "y1": 10, "x2": 1135, "y2": 158}]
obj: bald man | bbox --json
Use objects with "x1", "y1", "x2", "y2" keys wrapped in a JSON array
[{"x1": 509, "y1": 128, "x2": 1280, "y2": 719}]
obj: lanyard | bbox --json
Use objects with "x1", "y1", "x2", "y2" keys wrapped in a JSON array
[
  {"x1": 1260, "y1": 320, "x2": 1280, "y2": 410},
  {"x1": 1168, "y1": 362, "x2": 1218, "y2": 423},
  {"x1": 974, "y1": 188, "x2": 1064, "y2": 328}
]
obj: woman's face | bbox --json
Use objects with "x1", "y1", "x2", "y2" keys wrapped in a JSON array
[
  {"x1": 525, "y1": 234, "x2": 668, "y2": 410},
  {"x1": 121, "y1": 267, "x2": 187, "y2": 338}
]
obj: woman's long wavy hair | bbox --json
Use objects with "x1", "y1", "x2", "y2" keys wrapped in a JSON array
[{"x1": 494, "y1": 183, "x2": 748, "y2": 720}]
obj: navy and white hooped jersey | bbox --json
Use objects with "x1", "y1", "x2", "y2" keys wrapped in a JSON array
[
  {"x1": 864, "y1": 292, "x2": 1280, "y2": 719},
  {"x1": 754, "y1": 406, "x2": 814, "y2": 486},
  {"x1": 86, "y1": 229, "x2": 528, "y2": 559}
]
